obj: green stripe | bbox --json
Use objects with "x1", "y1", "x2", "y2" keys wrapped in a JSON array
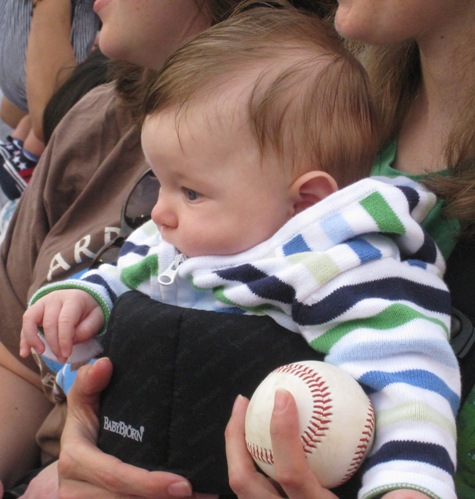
[
  {"x1": 376, "y1": 401, "x2": 456, "y2": 438},
  {"x1": 360, "y1": 191, "x2": 406, "y2": 235},
  {"x1": 121, "y1": 254, "x2": 159, "y2": 289},
  {"x1": 213, "y1": 286, "x2": 273, "y2": 315},
  {"x1": 287, "y1": 253, "x2": 340, "y2": 286},
  {"x1": 311, "y1": 303, "x2": 448, "y2": 353}
]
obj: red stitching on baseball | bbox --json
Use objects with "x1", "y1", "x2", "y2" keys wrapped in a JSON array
[
  {"x1": 248, "y1": 363, "x2": 333, "y2": 465},
  {"x1": 246, "y1": 441, "x2": 274, "y2": 465},
  {"x1": 338, "y1": 401, "x2": 375, "y2": 485}
]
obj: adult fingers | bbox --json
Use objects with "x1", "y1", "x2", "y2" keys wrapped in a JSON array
[
  {"x1": 61, "y1": 359, "x2": 194, "y2": 499},
  {"x1": 225, "y1": 395, "x2": 281, "y2": 499},
  {"x1": 62, "y1": 357, "x2": 113, "y2": 437},
  {"x1": 270, "y1": 389, "x2": 337, "y2": 499},
  {"x1": 59, "y1": 450, "x2": 195, "y2": 499},
  {"x1": 20, "y1": 460, "x2": 60, "y2": 499}
]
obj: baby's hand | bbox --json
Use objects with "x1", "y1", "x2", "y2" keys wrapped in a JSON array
[{"x1": 20, "y1": 289, "x2": 105, "y2": 362}]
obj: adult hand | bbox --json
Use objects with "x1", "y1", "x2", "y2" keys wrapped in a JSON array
[
  {"x1": 225, "y1": 389, "x2": 337, "y2": 499},
  {"x1": 20, "y1": 461, "x2": 59, "y2": 499},
  {"x1": 58, "y1": 357, "x2": 198, "y2": 498},
  {"x1": 225, "y1": 391, "x2": 431, "y2": 499}
]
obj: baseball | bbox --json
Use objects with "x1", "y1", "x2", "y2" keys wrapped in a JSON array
[{"x1": 245, "y1": 360, "x2": 375, "y2": 488}]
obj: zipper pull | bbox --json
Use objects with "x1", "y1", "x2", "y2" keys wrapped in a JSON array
[{"x1": 158, "y1": 253, "x2": 186, "y2": 285}]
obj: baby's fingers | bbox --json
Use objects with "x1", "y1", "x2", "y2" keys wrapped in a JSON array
[
  {"x1": 20, "y1": 302, "x2": 48, "y2": 357},
  {"x1": 74, "y1": 306, "x2": 105, "y2": 344},
  {"x1": 57, "y1": 300, "x2": 88, "y2": 360},
  {"x1": 41, "y1": 301, "x2": 65, "y2": 360}
]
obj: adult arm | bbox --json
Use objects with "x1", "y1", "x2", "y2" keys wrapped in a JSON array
[
  {"x1": 59, "y1": 358, "x2": 199, "y2": 498},
  {"x1": 0, "y1": 343, "x2": 52, "y2": 490},
  {"x1": 0, "y1": 96, "x2": 27, "y2": 129},
  {"x1": 19, "y1": 461, "x2": 60, "y2": 499},
  {"x1": 26, "y1": 0, "x2": 76, "y2": 141}
]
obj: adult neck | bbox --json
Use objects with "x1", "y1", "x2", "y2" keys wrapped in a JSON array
[{"x1": 395, "y1": 5, "x2": 475, "y2": 174}]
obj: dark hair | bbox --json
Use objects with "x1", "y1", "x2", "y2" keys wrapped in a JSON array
[
  {"x1": 43, "y1": 49, "x2": 112, "y2": 144},
  {"x1": 195, "y1": 0, "x2": 242, "y2": 23}
]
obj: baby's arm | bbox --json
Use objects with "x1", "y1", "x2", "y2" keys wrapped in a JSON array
[{"x1": 20, "y1": 289, "x2": 104, "y2": 363}]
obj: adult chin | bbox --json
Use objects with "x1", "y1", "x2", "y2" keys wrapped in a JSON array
[
  {"x1": 334, "y1": 1, "x2": 427, "y2": 46},
  {"x1": 93, "y1": 0, "x2": 112, "y2": 16},
  {"x1": 334, "y1": 4, "x2": 375, "y2": 43}
]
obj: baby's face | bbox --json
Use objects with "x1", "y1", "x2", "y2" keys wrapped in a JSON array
[{"x1": 141, "y1": 101, "x2": 296, "y2": 257}]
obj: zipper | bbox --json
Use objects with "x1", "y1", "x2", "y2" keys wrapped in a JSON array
[{"x1": 158, "y1": 253, "x2": 186, "y2": 285}]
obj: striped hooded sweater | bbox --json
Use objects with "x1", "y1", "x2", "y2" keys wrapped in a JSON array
[{"x1": 32, "y1": 176, "x2": 460, "y2": 498}]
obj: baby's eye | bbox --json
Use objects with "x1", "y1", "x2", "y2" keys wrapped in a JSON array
[{"x1": 183, "y1": 188, "x2": 201, "y2": 201}]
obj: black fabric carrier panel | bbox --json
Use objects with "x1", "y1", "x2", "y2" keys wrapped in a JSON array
[{"x1": 97, "y1": 290, "x2": 362, "y2": 497}]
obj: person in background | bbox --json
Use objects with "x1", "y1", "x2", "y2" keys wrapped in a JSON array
[
  {"x1": 0, "y1": 0, "x2": 99, "y2": 210},
  {"x1": 0, "y1": 0, "x2": 99, "y2": 252},
  {"x1": 0, "y1": 48, "x2": 111, "y2": 247}
]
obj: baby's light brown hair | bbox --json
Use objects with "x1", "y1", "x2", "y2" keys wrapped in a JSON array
[{"x1": 141, "y1": 2, "x2": 380, "y2": 188}]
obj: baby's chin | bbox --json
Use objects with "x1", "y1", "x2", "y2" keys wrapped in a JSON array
[
  {"x1": 176, "y1": 246, "x2": 240, "y2": 258},
  {"x1": 161, "y1": 233, "x2": 252, "y2": 258},
  {"x1": 183, "y1": 245, "x2": 254, "y2": 258}
]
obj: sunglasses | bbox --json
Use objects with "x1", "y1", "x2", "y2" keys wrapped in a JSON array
[{"x1": 91, "y1": 169, "x2": 160, "y2": 268}]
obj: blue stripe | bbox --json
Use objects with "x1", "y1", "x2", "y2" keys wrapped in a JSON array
[
  {"x1": 363, "y1": 440, "x2": 454, "y2": 476},
  {"x1": 283, "y1": 235, "x2": 310, "y2": 256},
  {"x1": 410, "y1": 230, "x2": 438, "y2": 265},
  {"x1": 218, "y1": 307, "x2": 247, "y2": 314},
  {"x1": 83, "y1": 274, "x2": 118, "y2": 303},
  {"x1": 121, "y1": 241, "x2": 150, "y2": 257},
  {"x1": 326, "y1": 338, "x2": 458, "y2": 369},
  {"x1": 216, "y1": 265, "x2": 295, "y2": 304},
  {"x1": 359, "y1": 369, "x2": 459, "y2": 415},
  {"x1": 293, "y1": 277, "x2": 450, "y2": 325},
  {"x1": 321, "y1": 212, "x2": 355, "y2": 244},
  {"x1": 393, "y1": 185, "x2": 438, "y2": 264},
  {"x1": 406, "y1": 259, "x2": 427, "y2": 269},
  {"x1": 396, "y1": 185, "x2": 420, "y2": 213},
  {"x1": 217, "y1": 263, "x2": 266, "y2": 283},
  {"x1": 346, "y1": 238, "x2": 382, "y2": 263}
]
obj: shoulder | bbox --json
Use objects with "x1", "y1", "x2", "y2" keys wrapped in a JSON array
[
  {"x1": 46, "y1": 82, "x2": 140, "y2": 158},
  {"x1": 58, "y1": 82, "x2": 130, "y2": 126}
]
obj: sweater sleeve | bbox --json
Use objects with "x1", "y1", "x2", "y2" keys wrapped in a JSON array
[
  {"x1": 29, "y1": 220, "x2": 162, "y2": 362},
  {"x1": 297, "y1": 244, "x2": 459, "y2": 499}
]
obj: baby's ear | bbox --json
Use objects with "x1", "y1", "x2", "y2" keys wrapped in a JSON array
[{"x1": 291, "y1": 171, "x2": 338, "y2": 214}]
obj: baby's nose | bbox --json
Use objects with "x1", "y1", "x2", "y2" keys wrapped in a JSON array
[{"x1": 151, "y1": 193, "x2": 178, "y2": 229}]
